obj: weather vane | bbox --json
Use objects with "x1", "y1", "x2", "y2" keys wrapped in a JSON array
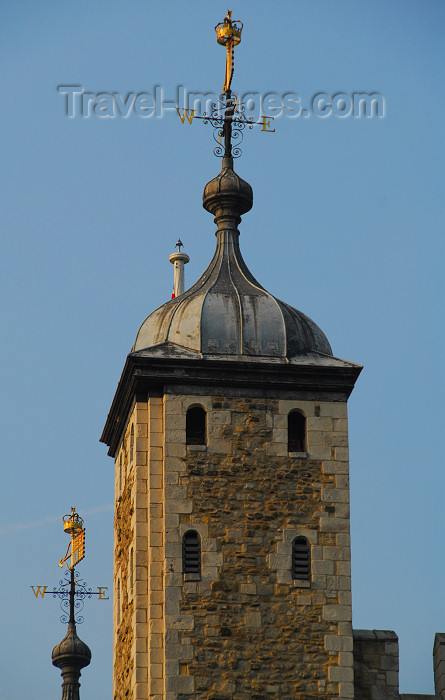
[
  {"x1": 176, "y1": 10, "x2": 275, "y2": 159},
  {"x1": 31, "y1": 508, "x2": 109, "y2": 699}
]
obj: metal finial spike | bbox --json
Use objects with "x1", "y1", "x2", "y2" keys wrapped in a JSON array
[{"x1": 176, "y1": 239, "x2": 183, "y2": 251}]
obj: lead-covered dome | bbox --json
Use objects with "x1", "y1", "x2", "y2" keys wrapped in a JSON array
[
  {"x1": 133, "y1": 158, "x2": 332, "y2": 360},
  {"x1": 52, "y1": 622, "x2": 92, "y2": 669}
]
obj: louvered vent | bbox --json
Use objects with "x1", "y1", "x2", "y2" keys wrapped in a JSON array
[
  {"x1": 292, "y1": 537, "x2": 311, "y2": 580},
  {"x1": 183, "y1": 530, "x2": 201, "y2": 574}
]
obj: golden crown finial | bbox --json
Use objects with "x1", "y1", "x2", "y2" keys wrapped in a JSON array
[
  {"x1": 215, "y1": 10, "x2": 243, "y2": 94},
  {"x1": 63, "y1": 507, "x2": 84, "y2": 535}
]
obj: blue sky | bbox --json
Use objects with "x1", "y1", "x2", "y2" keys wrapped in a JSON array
[{"x1": 0, "y1": 2, "x2": 443, "y2": 697}]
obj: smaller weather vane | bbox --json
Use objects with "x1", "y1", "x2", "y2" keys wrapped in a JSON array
[
  {"x1": 176, "y1": 10, "x2": 275, "y2": 160},
  {"x1": 31, "y1": 507, "x2": 109, "y2": 624},
  {"x1": 30, "y1": 508, "x2": 108, "y2": 698}
]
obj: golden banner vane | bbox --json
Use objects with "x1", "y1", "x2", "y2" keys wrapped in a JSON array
[
  {"x1": 59, "y1": 529, "x2": 85, "y2": 569},
  {"x1": 58, "y1": 507, "x2": 85, "y2": 569},
  {"x1": 215, "y1": 10, "x2": 243, "y2": 95}
]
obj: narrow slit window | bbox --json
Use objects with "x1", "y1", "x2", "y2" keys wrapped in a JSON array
[
  {"x1": 182, "y1": 530, "x2": 201, "y2": 574},
  {"x1": 119, "y1": 454, "x2": 122, "y2": 494},
  {"x1": 130, "y1": 424, "x2": 134, "y2": 463},
  {"x1": 186, "y1": 406, "x2": 207, "y2": 445},
  {"x1": 288, "y1": 410, "x2": 306, "y2": 452},
  {"x1": 129, "y1": 547, "x2": 134, "y2": 596},
  {"x1": 117, "y1": 578, "x2": 121, "y2": 625},
  {"x1": 292, "y1": 536, "x2": 311, "y2": 581}
]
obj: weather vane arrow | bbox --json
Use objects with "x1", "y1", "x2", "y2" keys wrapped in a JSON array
[{"x1": 176, "y1": 10, "x2": 275, "y2": 159}]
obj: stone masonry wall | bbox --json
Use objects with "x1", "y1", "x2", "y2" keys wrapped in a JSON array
[
  {"x1": 353, "y1": 629, "x2": 399, "y2": 699},
  {"x1": 162, "y1": 394, "x2": 354, "y2": 700},
  {"x1": 114, "y1": 415, "x2": 135, "y2": 699},
  {"x1": 112, "y1": 392, "x2": 445, "y2": 700},
  {"x1": 114, "y1": 400, "x2": 153, "y2": 700}
]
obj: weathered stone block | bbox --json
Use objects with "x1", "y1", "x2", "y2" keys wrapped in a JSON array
[
  {"x1": 328, "y1": 665, "x2": 354, "y2": 682},
  {"x1": 339, "y1": 591, "x2": 352, "y2": 606},
  {"x1": 266, "y1": 442, "x2": 288, "y2": 456},
  {"x1": 165, "y1": 499, "x2": 192, "y2": 514},
  {"x1": 323, "y1": 605, "x2": 352, "y2": 622},
  {"x1": 325, "y1": 635, "x2": 353, "y2": 652},
  {"x1": 164, "y1": 397, "x2": 183, "y2": 414},
  {"x1": 165, "y1": 442, "x2": 186, "y2": 457},
  {"x1": 339, "y1": 680, "x2": 355, "y2": 698},
  {"x1": 321, "y1": 488, "x2": 349, "y2": 503},
  {"x1": 320, "y1": 517, "x2": 349, "y2": 533},
  {"x1": 165, "y1": 484, "x2": 187, "y2": 500},
  {"x1": 135, "y1": 451, "x2": 147, "y2": 466},
  {"x1": 165, "y1": 675, "x2": 194, "y2": 692},
  {"x1": 150, "y1": 503, "x2": 163, "y2": 517},
  {"x1": 150, "y1": 432, "x2": 164, "y2": 448},
  {"x1": 323, "y1": 545, "x2": 351, "y2": 561},
  {"x1": 334, "y1": 446, "x2": 349, "y2": 460},
  {"x1": 166, "y1": 615, "x2": 195, "y2": 631},
  {"x1": 297, "y1": 594, "x2": 312, "y2": 606},
  {"x1": 308, "y1": 416, "x2": 334, "y2": 431},
  {"x1": 324, "y1": 433, "x2": 348, "y2": 447},
  {"x1": 320, "y1": 402, "x2": 348, "y2": 418},
  {"x1": 336, "y1": 561, "x2": 351, "y2": 576},
  {"x1": 135, "y1": 666, "x2": 148, "y2": 682},
  {"x1": 246, "y1": 611, "x2": 262, "y2": 627},
  {"x1": 202, "y1": 551, "x2": 223, "y2": 567},
  {"x1": 165, "y1": 659, "x2": 179, "y2": 676},
  {"x1": 322, "y1": 459, "x2": 349, "y2": 475},
  {"x1": 312, "y1": 560, "x2": 335, "y2": 575},
  {"x1": 309, "y1": 445, "x2": 332, "y2": 460},
  {"x1": 148, "y1": 446, "x2": 163, "y2": 460},
  {"x1": 307, "y1": 430, "x2": 324, "y2": 445}
]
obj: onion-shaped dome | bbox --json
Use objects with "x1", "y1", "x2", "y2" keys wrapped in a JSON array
[
  {"x1": 52, "y1": 622, "x2": 92, "y2": 670},
  {"x1": 133, "y1": 158, "x2": 332, "y2": 359}
]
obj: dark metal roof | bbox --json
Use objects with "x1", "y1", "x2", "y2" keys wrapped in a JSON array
[{"x1": 133, "y1": 160, "x2": 332, "y2": 360}]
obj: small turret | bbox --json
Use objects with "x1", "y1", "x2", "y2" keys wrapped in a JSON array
[{"x1": 168, "y1": 239, "x2": 189, "y2": 298}]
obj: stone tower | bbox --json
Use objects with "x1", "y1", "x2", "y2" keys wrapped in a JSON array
[{"x1": 101, "y1": 133, "x2": 362, "y2": 698}]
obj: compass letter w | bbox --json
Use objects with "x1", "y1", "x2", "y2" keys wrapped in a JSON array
[
  {"x1": 176, "y1": 108, "x2": 195, "y2": 125},
  {"x1": 31, "y1": 585, "x2": 47, "y2": 598}
]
